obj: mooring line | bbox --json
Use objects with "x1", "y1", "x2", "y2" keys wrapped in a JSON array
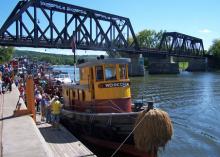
[{"x1": 110, "y1": 110, "x2": 147, "y2": 157}]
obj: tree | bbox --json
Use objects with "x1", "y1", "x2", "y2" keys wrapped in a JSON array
[
  {"x1": 106, "y1": 29, "x2": 165, "y2": 58},
  {"x1": 208, "y1": 39, "x2": 220, "y2": 68},
  {"x1": 0, "y1": 46, "x2": 14, "y2": 64},
  {"x1": 209, "y1": 39, "x2": 220, "y2": 57},
  {"x1": 136, "y1": 29, "x2": 165, "y2": 48}
]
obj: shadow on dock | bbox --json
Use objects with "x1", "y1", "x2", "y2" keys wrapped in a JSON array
[
  {"x1": 0, "y1": 115, "x2": 15, "y2": 121},
  {"x1": 36, "y1": 118, "x2": 96, "y2": 157},
  {"x1": 38, "y1": 123, "x2": 78, "y2": 144}
]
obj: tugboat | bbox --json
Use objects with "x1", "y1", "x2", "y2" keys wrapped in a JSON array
[{"x1": 61, "y1": 57, "x2": 172, "y2": 157}]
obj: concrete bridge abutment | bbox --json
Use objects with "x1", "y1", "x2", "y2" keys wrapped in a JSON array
[
  {"x1": 186, "y1": 58, "x2": 207, "y2": 72},
  {"x1": 128, "y1": 54, "x2": 145, "y2": 76},
  {"x1": 148, "y1": 56, "x2": 180, "y2": 74}
]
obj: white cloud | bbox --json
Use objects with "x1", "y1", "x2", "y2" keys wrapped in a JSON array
[{"x1": 199, "y1": 29, "x2": 212, "y2": 34}]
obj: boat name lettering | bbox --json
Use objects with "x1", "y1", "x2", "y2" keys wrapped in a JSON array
[{"x1": 98, "y1": 82, "x2": 130, "y2": 88}]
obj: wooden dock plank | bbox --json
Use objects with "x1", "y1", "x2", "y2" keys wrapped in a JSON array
[{"x1": 36, "y1": 114, "x2": 96, "y2": 157}]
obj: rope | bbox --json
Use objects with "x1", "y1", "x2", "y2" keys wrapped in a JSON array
[
  {"x1": 108, "y1": 100, "x2": 125, "y2": 112},
  {"x1": 107, "y1": 100, "x2": 137, "y2": 120},
  {"x1": 110, "y1": 110, "x2": 147, "y2": 157}
]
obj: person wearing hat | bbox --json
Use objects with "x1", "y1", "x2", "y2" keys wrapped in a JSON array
[{"x1": 51, "y1": 96, "x2": 62, "y2": 129}]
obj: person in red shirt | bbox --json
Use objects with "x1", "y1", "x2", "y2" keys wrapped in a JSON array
[{"x1": 18, "y1": 84, "x2": 25, "y2": 99}]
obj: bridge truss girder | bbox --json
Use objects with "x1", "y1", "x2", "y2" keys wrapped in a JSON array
[
  {"x1": 0, "y1": 0, "x2": 139, "y2": 52},
  {"x1": 158, "y1": 32, "x2": 205, "y2": 57}
]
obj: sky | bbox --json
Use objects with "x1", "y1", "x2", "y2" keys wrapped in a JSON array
[{"x1": 0, "y1": 0, "x2": 220, "y2": 55}]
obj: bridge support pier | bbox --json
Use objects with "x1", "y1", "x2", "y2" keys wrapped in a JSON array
[
  {"x1": 148, "y1": 56, "x2": 179, "y2": 74},
  {"x1": 128, "y1": 54, "x2": 145, "y2": 76},
  {"x1": 186, "y1": 58, "x2": 207, "y2": 72}
]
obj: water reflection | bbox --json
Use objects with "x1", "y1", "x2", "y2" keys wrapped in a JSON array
[{"x1": 130, "y1": 72, "x2": 220, "y2": 157}]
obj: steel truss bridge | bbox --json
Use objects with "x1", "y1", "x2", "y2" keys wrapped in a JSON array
[{"x1": 0, "y1": 0, "x2": 204, "y2": 58}]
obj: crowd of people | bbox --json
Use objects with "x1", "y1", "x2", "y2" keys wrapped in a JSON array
[
  {"x1": 0, "y1": 64, "x2": 14, "y2": 94},
  {"x1": 1, "y1": 57, "x2": 63, "y2": 129},
  {"x1": 34, "y1": 87, "x2": 62, "y2": 128}
]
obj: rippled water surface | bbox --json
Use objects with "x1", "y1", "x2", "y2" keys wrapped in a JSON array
[
  {"x1": 56, "y1": 65, "x2": 220, "y2": 157},
  {"x1": 130, "y1": 72, "x2": 220, "y2": 157}
]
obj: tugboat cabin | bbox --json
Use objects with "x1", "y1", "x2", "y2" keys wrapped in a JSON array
[{"x1": 62, "y1": 58, "x2": 132, "y2": 113}]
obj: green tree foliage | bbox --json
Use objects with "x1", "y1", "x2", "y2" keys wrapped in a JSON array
[
  {"x1": 0, "y1": 46, "x2": 14, "y2": 64},
  {"x1": 14, "y1": 50, "x2": 75, "y2": 65},
  {"x1": 13, "y1": 50, "x2": 98, "y2": 65},
  {"x1": 136, "y1": 29, "x2": 165, "y2": 48},
  {"x1": 209, "y1": 39, "x2": 220, "y2": 57},
  {"x1": 208, "y1": 39, "x2": 220, "y2": 68},
  {"x1": 106, "y1": 29, "x2": 165, "y2": 58}
]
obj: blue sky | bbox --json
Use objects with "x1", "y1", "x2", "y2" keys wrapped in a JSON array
[{"x1": 0, "y1": 0, "x2": 220, "y2": 55}]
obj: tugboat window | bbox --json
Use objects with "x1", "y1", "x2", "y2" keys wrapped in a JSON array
[
  {"x1": 105, "y1": 65, "x2": 116, "y2": 80},
  {"x1": 119, "y1": 64, "x2": 127, "y2": 79},
  {"x1": 96, "y1": 66, "x2": 104, "y2": 81}
]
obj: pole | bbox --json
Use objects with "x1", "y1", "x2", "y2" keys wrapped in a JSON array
[
  {"x1": 72, "y1": 31, "x2": 77, "y2": 83},
  {"x1": 74, "y1": 52, "x2": 76, "y2": 83},
  {"x1": 26, "y1": 75, "x2": 36, "y2": 122}
]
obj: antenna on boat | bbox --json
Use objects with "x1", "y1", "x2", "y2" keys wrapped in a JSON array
[{"x1": 71, "y1": 31, "x2": 77, "y2": 83}]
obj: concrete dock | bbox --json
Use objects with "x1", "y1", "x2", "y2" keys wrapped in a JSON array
[{"x1": 0, "y1": 85, "x2": 95, "y2": 157}]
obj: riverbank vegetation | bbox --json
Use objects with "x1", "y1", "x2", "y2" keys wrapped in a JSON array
[
  {"x1": 208, "y1": 39, "x2": 220, "y2": 68},
  {"x1": 0, "y1": 46, "x2": 14, "y2": 64},
  {"x1": 14, "y1": 50, "x2": 98, "y2": 65}
]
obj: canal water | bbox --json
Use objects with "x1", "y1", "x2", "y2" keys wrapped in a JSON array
[
  {"x1": 54, "y1": 66, "x2": 220, "y2": 157},
  {"x1": 130, "y1": 72, "x2": 220, "y2": 157}
]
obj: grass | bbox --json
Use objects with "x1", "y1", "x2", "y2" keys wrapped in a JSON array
[{"x1": 179, "y1": 62, "x2": 188, "y2": 70}]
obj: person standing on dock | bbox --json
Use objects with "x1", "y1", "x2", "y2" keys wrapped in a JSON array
[
  {"x1": 18, "y1": 84, "x2": 25, "y2": 99},
  {"x1": 40, "y1": 94, "x2": 46, "y2": 121},
  {"x1": 14, "y1": 74, "x2": 19, "y2": 87},
  {"x1": 35, "y1": 90, "x2": 42, "y2": 112},
  {"x1": 51, "y1": 96, "x2": 62, "y2": 129},
  {"x1": 0, "y1": 72, "x2": 2, "y2": 95},
  {"x1": 45, "y1": 94, "x2": 52, "y2": 123}
]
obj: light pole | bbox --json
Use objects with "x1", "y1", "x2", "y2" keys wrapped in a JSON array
[{"x1": 71, "y1": 31, "x2": 77, "y2": 83}]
